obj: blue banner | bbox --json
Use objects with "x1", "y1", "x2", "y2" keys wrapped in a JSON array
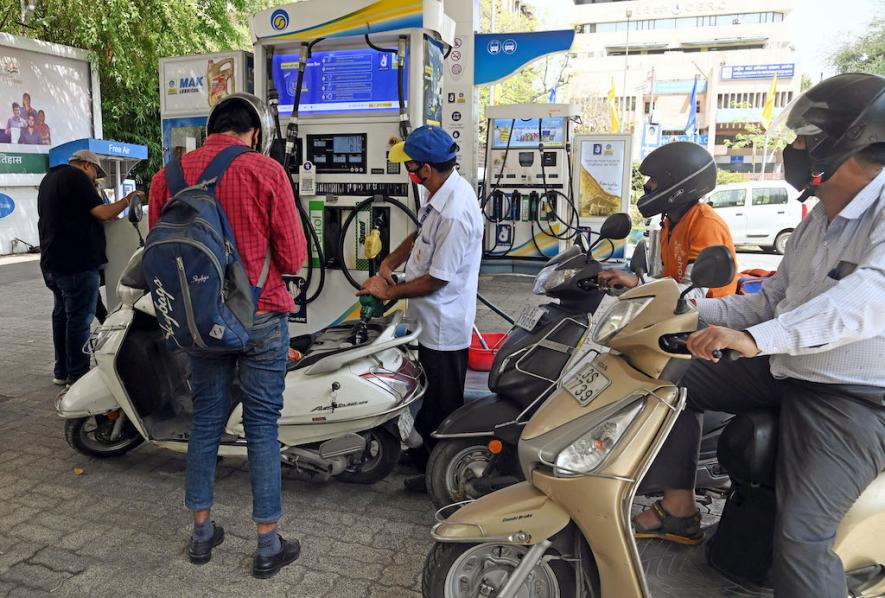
[
  {"x1": 720, "y1": 63, "x2": 795, "y2": 80},
  {"x1": 474, "y1": 30, "x2": 575, "y2": 86},
  {"x1": 49, "y1": 138, "x2": 149, "y2": 168},
  {"x1": 661, "y1": 134, "x2": 709, "y2": 146}
]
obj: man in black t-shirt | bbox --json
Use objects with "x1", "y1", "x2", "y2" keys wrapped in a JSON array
[{"x1": 37, "y1": 149, "x2": 143, "y2": 385}]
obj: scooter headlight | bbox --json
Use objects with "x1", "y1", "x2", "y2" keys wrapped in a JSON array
[
  {"x1": 591, "y1": 297, "x2": 653, "y2": 346},
  {"x1": 533, "y1": 267, "x2": 580, "y2": 295},
  {"x1": 554, "y1": 399, "x2": 644, "y2": 477}
]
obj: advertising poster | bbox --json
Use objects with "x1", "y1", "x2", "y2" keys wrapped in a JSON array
[
  {"x1": 163, "y1": 55, "x2": 237, "y2": 115},
  {"x1": 423, "y1": 36, "x2": 444, "y2": 126},
  {"x1": 578, "y1": 139, "x2": 626, "y2": 218},
  {"x1": 0, "y1": 46, "x2": 93, "y2": 174}
]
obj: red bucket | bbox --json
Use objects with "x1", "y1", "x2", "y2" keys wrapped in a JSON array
[{"x1": 468, "y1": 332, "x2": 508, "y2": 371}]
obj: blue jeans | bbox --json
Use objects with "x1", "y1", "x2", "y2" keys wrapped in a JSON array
[
  {"x1": 185, "y1": 313, "x2": 289, "y2": 523},
  {"x1": 43, "y1": 270, "x2": 100, "y2": 382}
]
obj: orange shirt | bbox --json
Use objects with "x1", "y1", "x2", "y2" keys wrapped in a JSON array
[{"x1": 661, "y1": 202, "x2": 738, "y2": 297}]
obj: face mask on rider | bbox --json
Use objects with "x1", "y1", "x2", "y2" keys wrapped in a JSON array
[{"x1": 783, "y1": 144, "x2": 814, "y2": 194}]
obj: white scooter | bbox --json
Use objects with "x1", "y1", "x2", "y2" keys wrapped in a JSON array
[{"x1": 57, "y1": 201, "x2": 426, "y2": 484}]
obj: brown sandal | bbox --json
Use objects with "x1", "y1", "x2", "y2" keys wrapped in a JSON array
[{"x1": 633, "y1": 500, "x2": 704, "y2": 545}]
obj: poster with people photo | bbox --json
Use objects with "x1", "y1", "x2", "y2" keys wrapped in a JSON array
[{"x1": 0, "y1": 45, "x2": 93, "y2": 150}]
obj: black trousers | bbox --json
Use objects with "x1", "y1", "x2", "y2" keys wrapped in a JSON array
[
  {"x1": 644, "y1": 357, "x2": 885, "y2": 598},
  {"x1": 414, "y1": 344, "x2": 468, "y2": 468}
]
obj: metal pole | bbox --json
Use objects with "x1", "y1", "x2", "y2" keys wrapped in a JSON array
[
  {"x1": 620, "y1": 9, "x2": 632, "y2": 133},
  {"x1": 648, "y1": 66, "x2": 656, "y2": 124},
  {"x1": 489, "y1": 0, "x2": 496, "y2": 107}
]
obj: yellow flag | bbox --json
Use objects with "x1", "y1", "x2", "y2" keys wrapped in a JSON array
[
  {"x1": 608, "y1": 78, "x2": 620, "y2": 133},
  {"x1": 761, "y1": 73, "x2": 778, "y2": 129}
]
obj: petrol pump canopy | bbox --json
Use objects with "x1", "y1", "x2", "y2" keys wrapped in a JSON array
[{"x1": 48, "y1": 138, "x2": 148, "y2": 181}]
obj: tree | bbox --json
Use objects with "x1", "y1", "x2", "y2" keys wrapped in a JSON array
[
  {"x1": 723, "y1": 102, "x2": 791, "y2": 176},
  {"x1": 1, "y1": 0, "x2": 276, "y2": 183},
  {"x1": 830, "y1": 18, "x2": 885, "y2": 75}
]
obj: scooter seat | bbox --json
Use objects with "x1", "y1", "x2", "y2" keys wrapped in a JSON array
[{"x1": 717, "y1": 410, "x2": 778, "y2": 488}]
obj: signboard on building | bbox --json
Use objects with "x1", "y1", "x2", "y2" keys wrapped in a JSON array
[
  {"x1": 655, "y1": 79, "x2": 708, "y2": 95},
  {"x1": 720, "y1": 64, "x2": 795, "y2": 80},
  {"x1": 661, "y1": 134, "x2": 709, "y2": 146}
]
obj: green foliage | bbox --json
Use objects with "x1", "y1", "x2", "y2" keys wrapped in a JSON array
[
  {"x1": 629, "y1": 161, "x2": 645, "y2": 227},
  {"x1": 723, "y1": 101, "x2": 791, "y2": 174},
  {"x1": 800, "y1": 74, "x2": 814, "y2": 92},
  {"x1": 830, "y1": 18, "x2": 885, "y2": 75},
  {"x1": 716, "y1": 170, "x2": 748, "y2": 185},
  {"x1": 1, "y1": 0, "x2": 276, "y2": 183}
]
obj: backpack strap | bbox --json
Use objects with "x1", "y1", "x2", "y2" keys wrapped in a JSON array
[
  {"x1": 198, "y1": 144, "x2": 253, "y2": 188},
  {"x1": 197, "y1": 144, "x2": 274, "y2": 291},
  {"x1": 166, "y1": 159, "x2": 187, "y2": 196}
]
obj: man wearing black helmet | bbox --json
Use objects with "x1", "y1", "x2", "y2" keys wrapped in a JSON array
[
  {"x1": 634, "y1": 73, "x2": 885, "y2": 598},
  {"x1": 598, "y1": 141, "x2": 738, "y2": 298}
]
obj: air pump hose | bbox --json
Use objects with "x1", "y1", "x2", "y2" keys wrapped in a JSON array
[{"x1": 337, "y1": 195, "x2": 420, "y2": 310}]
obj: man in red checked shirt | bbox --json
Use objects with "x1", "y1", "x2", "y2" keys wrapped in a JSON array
[{"x1": 149, "y1": 93, "x2": 306, "y2": 580}]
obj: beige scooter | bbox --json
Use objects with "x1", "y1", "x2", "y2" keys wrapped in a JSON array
[{"x1": 424, "y1": 245, "x2": 885, "y2": 598}]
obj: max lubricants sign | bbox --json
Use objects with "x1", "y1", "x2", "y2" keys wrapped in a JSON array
[{"x1": 163, "y1": 55, "x2": 237, "y2": 114}]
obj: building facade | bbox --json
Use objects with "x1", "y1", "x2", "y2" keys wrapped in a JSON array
[{"x1": 566, "y1": 0, "x2": 800, "y2": 173}]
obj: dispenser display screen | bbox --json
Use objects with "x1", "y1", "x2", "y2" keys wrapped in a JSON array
[
  {"x1": 492, "y1": 118, "x2": 566, "y2": 149},
  {"x1": 273, "y1": 49, "x2": 408, "y2": 116},
  {"x1": 306, "y1": 133, "x2": 368, "y2": 173}
]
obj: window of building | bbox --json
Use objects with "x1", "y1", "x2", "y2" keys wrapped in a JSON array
[
  {"x1": 708, "y1": 189, "x2": 746, "y2": 209},
  {"x1": 581, "y1": 12, "x2": 785, "y2": 34},
  {"x1": 751, "y1": 188, "x2": 789, "y2": 206}
]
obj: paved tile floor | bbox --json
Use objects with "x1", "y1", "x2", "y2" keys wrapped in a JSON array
[{"x1": 0, "y1": 250, "x2": 780, "y2": 597}]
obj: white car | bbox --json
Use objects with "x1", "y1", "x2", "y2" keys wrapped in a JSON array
[{"x1": 704, "y1": 181, "x2": 813, "y2": 254}]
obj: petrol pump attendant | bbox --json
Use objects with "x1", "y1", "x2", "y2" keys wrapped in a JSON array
[{"x1": 358, "y1": 126, "x2": 483, "y2": 493}]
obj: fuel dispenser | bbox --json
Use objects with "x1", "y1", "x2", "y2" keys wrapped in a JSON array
[
  {"x1": 250, "y1": 0, "x2": 454, "y2": 336},
  {"x1": 479, "y1": 104, "x2": 581, "y2": 271}
]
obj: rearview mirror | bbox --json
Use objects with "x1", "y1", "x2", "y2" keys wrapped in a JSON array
[
  {"x1": 128, "y1": 194, "x2": 143, "y2": 224},
  {"x1": 630, "y1": 239, "x2": 648, "y2": 276},
  {"x1": 691, "y1": 245, "x2": 736, "y2": 290},
  {"x1": 598, "y1": 212, "x2": 632, "y2": 240}
]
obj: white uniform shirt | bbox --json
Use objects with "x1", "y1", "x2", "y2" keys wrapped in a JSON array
[
  {"x1": 699, "y1": 169, "x2": 885, "y2": 386},
  {"x1": 405, "y1": 170, "x2": 484, "y2": 351}
]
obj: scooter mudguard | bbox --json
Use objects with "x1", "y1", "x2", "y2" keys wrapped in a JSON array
[
  {"x1": 56, "y1": 369, "x2": 118, "y2": 418},
  {"x1": 431, "y1": 481, "x2": 570, "y2": 546},
  {"x1": 432, "y1": 394, "x2": 523, "y2": 438}
]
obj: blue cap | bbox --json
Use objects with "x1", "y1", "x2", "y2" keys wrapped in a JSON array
[{"x1": 389, "y1": 125, "x2": 459, "y2": 164}]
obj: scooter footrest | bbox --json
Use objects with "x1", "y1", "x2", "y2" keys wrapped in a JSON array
[{"x1": 318, "y1": 434, "x2": 366, "y2": 459}]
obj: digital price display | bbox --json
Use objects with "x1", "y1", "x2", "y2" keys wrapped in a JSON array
[
  {"x1": 273, "y1": 49, "x2": 409, "y2": 116},
  {"x1": 492, "y1": 118, "x2": 566, "y2": 149}
]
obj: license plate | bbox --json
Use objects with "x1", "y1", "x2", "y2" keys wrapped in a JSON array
[
  {"x1": 563, "y1": 364, "x2": 611, "y2": 406},
  {"x1": 397, "y1": 410, "x2": 415, "y2": 440},
  {"x1": 515, "y1": 305, "x2": 545, "y2": 331}
]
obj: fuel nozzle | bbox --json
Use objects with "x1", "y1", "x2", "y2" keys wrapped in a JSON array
[
  {"x1": 543, "y1": 191, "x2": 556, "y2": 221},
  {"x1": 364, "y1": 229, "x2": 383, "y2": 261}
]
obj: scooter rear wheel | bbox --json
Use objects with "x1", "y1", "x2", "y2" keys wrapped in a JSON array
[
  {"x1": 337, "y1": 427, "x2": 400, "y2": 485},
  {"x1": 64, "y1": 414, "x2": 143, "y2": 458}
]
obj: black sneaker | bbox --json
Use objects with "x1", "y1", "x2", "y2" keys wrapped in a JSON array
[
  {"x1": 187, "y1": 524, "x2": 225, "y2": 565},
  {"x1": 252, "y1": 536, "x2": 301, "y2": 580},
  {"x1": 403, "y1": 475, "x2": 428, "y2": 493}
]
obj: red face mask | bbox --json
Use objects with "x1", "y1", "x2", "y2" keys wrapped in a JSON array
[{"x1": 408, "y1": 164, "x2": 427, "y2": 186}]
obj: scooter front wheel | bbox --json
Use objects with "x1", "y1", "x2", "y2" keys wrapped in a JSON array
[
  {"x1": 422, "y1": 541, "x2": 587, "y2": 598},
  {"x1": 64, "y1": 414, "x2": 143, "y2": 458},
  {"x1": 427, "y1": 439, "x2": 496, "y2": 511}
]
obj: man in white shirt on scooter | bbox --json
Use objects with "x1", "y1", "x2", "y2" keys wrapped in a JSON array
[{"x1": 635, "y1": 73, "x2": 885, "y2": 598}]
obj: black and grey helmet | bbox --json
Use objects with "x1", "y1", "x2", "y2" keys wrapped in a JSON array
[
  {"x1": 774, "y1": 73, "x2": 885, "y2": 185},
  {"x1": 207, "y1": 92, "x2": 276, "y2": 156},
  {"x1": 636, "y1": 142, "x2": 717, "y2": 218}
]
